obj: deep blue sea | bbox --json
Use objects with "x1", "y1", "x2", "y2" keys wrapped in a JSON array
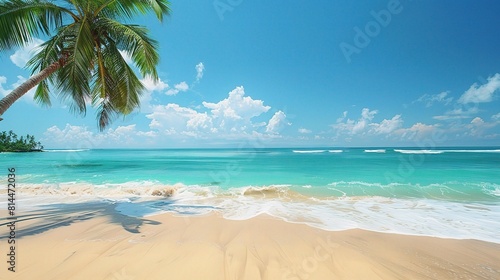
[{"x1": 2, "y1": 147, "x2": 500, "y2": 242}]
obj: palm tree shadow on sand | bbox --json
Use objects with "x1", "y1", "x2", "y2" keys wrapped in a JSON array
[{"x1": 0, "y1": 199, "x2": 219, "y2": 238}]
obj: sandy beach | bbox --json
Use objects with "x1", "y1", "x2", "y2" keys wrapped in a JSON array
[{"x1": 1, "y1": 202, "x2": 499, "y2": 280}]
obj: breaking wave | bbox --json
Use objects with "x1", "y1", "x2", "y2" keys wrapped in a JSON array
[
  {"x1": 43, "y1": 149, "x2": 90, "y2": 153},
  {"x1": 364, "y1": 149, "x2": 386, "y2": 153},
  {"x1": 4, "y1": 180, "x2": 500, "y2": 243}
]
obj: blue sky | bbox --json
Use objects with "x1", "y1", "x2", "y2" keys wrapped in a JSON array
[{"x1": 1, "y1": 0, "x2": 500, "y2": 148}]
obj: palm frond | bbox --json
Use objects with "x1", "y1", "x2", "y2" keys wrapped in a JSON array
[
  {"x1": 0, "y1": 0, "x2": 74, "y2": 50},
  {"x1": 96, "y1": 0, "x2": 170, "y2": 22},
  {"x1": 95, "y1": 96, "x2": 116, "y2": 131},
  {"x1": 98, "y1": 18, "x2": 159, "y2": 79},
  {"x1": 104, "y1": 42, "x2": 144, "y2": 113},
  {"x1": 55, "y1": 19, "x2": 95, "y2": 114},
  {"x1": 26, "y1": 24, "x2": 74, "y2": 74},
  {"x1": 1, "y1": 0, "x2": 170, "y2": 130},
  {"x1": 34, "y1": 79, "x2": 51, "y2": 106},
  {"x1": 92, "y1": 38, "x2": 144, "y2": 114}
]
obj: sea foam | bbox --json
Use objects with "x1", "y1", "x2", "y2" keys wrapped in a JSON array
[
  {"x1": 394, "y1": 149, "x2": 444, "y2": 154},
  {"x1": 6, "y1": 181, "x2": 500, "y2": 243}
]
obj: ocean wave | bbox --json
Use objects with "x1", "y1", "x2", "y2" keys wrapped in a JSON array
[
  {"x1": 6, "y1": 181, "x2": 180, "y2": 198},
  {"x1": 241, "y1": 185, "x2": 289, "y2": 197},
  {"x1": 394, "y1": 149, "x2": 444, "y2": 154},
  {"x1": 292, "y1": 150, "x2": 326, "y2": 153},
  {"x1": 444, "y1": 149, "x2": 500, "y2": 153},
  {"x1": 364, "y1": 149, "x2": 386, "y2": 153},
  {"x1": 326, "y1": 180, "x2": 500, "y2": 201},
  {"x1": 43, "y1": 149, "x2": 90, "y2": 152},
  {"x1": 3, "y1": 181, "x2": 500, "y2": 243},
  {"x1": 394, "y1": 148, "x2": 500, "y2": 154},
  {"x1": 292, "y1": 149, "x2": 343, "y2": 154}
]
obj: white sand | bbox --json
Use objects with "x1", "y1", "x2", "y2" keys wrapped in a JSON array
[{"x1": 1, "y1": 205, "x2": 499, "y2": 280}]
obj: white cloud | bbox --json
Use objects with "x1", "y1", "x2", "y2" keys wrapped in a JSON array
[
  {"x1": 416, "y1": 91, "x2": 453, "y2": 107},
  {"x1": 141, "y1": 76, "x2": 169, "y2": 92},
  {"x1": 397, "y1": 123, "x2": 439, "y2": 140},
  {"x1": 349, "y1": 108, "x2": 377, "y2": 134},
  {"x1": 458, "y1": 73, "x2": 500, "y2": 104},
  {"x1": 492, "y1": 113, "x2": 500, "y2": 121},
  {"x1": 298, "y1": 128, "x2": 312, "y2": 134},
  {"x1": 43, "y1": 124, "x2": 156, "y2": 148},
  {"x1": 44, "y1": 124, "x2": 99, "y2": 148},
  {"x1": 467, "y1": 117, "x2": 498, "y2": 137},
  {"x1": 144, "y1": 86, "x2": 278, "y2": 140},
  {"x1": 138, "y1": 76, "x2": 169, "y2": 112},
  {"x1": 333, "y1": 108, "x2": 378, "y2": 135},
  {"x1": 147, "y1": 103, "x2": 211, "y2": 132},
  {"x1": 166, "y1": 81, "x2": 189, "y2": 96},
  {"x1": 433, "y1": 106, "x2": 479, "y2": 121},
  {"x1": 332, "y1": 108, "x2": 405, "y2": 140},
  {"x1": 371, "y1": 115, "x2": 403, "y2": 134},
  {"x1": 470, "y1": 117, "x2": 484, "y2": 126},
  {"x1": 266, "y1": 111, "x2": 291, "y2": 134},
  {"x1": 10, "y1": 38, "x2": 44, "y2": 68},
  {"x1": 195, "y1": 62, "x2": 205, "y2": 82},
  {"x1": 203, "y1": 86, "x2": 270, "y2": 121}
]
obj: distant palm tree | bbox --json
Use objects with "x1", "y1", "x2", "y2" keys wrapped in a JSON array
[{"x1": 0, "y1": 0, "x2": 170, "y2": 130}]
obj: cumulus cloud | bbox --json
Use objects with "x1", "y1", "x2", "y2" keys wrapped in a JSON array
[
  {"x1": 467, "y1": 117, "x2": 498, "y2": 137},
  {"x1": 141, "y1": 76, "x2": 169, "y2": 92},
  {"x1": 147, "y1": 103, "x2": 213, "y2": 135},
  {"x1": 10, "y1": 38, "x2": 44, "y2": 68},
  {"x1": 203, "y1": 86, "x2": 270, "y2": 120},
  {"x1": 416, "y1": 91, "x2": 453, "y2": 107},
  {"x1": 332, "y1": 108, "x2": 404, "y2": 140},
  {"x1": 458, "y1": 73, "x2": 500, "y2": 104},
  {"x1": 333, "y1": 108, "x2": 378, "y2": 135},
  {"x1": 371, "y1": 115, "x2": 403, "y2": 134},
  {"x1": 44, "y1": 124, "x2": 99, "y2": 148},
  {"x1": 138, "y1": 76, "x2": 169, "y2": 112},
  {"x1": 144, "y1": 86, "x2": 280, "y2": 140},
  {"x1": 166, "y1": 81, "x2": 189, "y2": 96},
  {"x1": 195, "y1": 62, "x2": 205, "y2": 82},
  {"x1": 266, "y1": 111, "x2": 291, "y2": 134},
  {"x1": 43, "y1": 124, "x2": 156, "y2": 148},
  {"x1": 397, "y1": 123, "x2": 439, "y2": 140},
  {"x1": 146, "y1": 87, "x2": 289, "y2": 140}
]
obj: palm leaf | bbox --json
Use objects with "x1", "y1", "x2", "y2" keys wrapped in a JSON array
[
  {"x1": 55, "y1": 19, "x2": 95, "y2": 114},
  {"x1": 98, "y1": 18, "x2": 159, "y2": 79},
  {"x1": 96, "y1": 0, "x2": 170, "y2": 22},
  {"x1": 0, "y1": 0, "x2": 171, "y2": 129},
  {"x1": 0, "y1": 0, "x2": 74, "y2": 50}
]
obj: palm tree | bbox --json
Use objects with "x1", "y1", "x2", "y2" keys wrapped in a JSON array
[{"x1": 0, "y1": 0, "x2": 170, "y2": 130}]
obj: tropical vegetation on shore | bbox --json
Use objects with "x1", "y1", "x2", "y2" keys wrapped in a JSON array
[
  {"x1": 0, "y1": 0, "x2": 170, "y2": 130},
  {"x1": 0, "y1": 130, "x2": 43, "y2": 152}
]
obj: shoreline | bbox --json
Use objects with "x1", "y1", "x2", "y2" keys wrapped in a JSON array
[
  {"x1": 4, "y1": 191, "x2": 500, "y2": 245},
  {"x1": 1, "y1": 206, "x2": 499, "y2": 279}
]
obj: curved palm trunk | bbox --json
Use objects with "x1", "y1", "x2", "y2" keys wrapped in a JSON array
[{"x1": 0, "y1": 61, "x2": 62, "y2": 121}]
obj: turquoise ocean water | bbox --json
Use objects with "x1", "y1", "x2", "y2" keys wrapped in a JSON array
[{"x1": 2, "y1": 147, "x2": 500, "y2": 242}]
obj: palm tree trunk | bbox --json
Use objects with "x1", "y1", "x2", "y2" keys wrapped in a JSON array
[{"x1": 0, "y1": 60, "x2": 62, "y2": 121}]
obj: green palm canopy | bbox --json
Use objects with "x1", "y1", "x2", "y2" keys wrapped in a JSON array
[{"x1": 0, "y1": 0, "x2": 170, "y2": 130}]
